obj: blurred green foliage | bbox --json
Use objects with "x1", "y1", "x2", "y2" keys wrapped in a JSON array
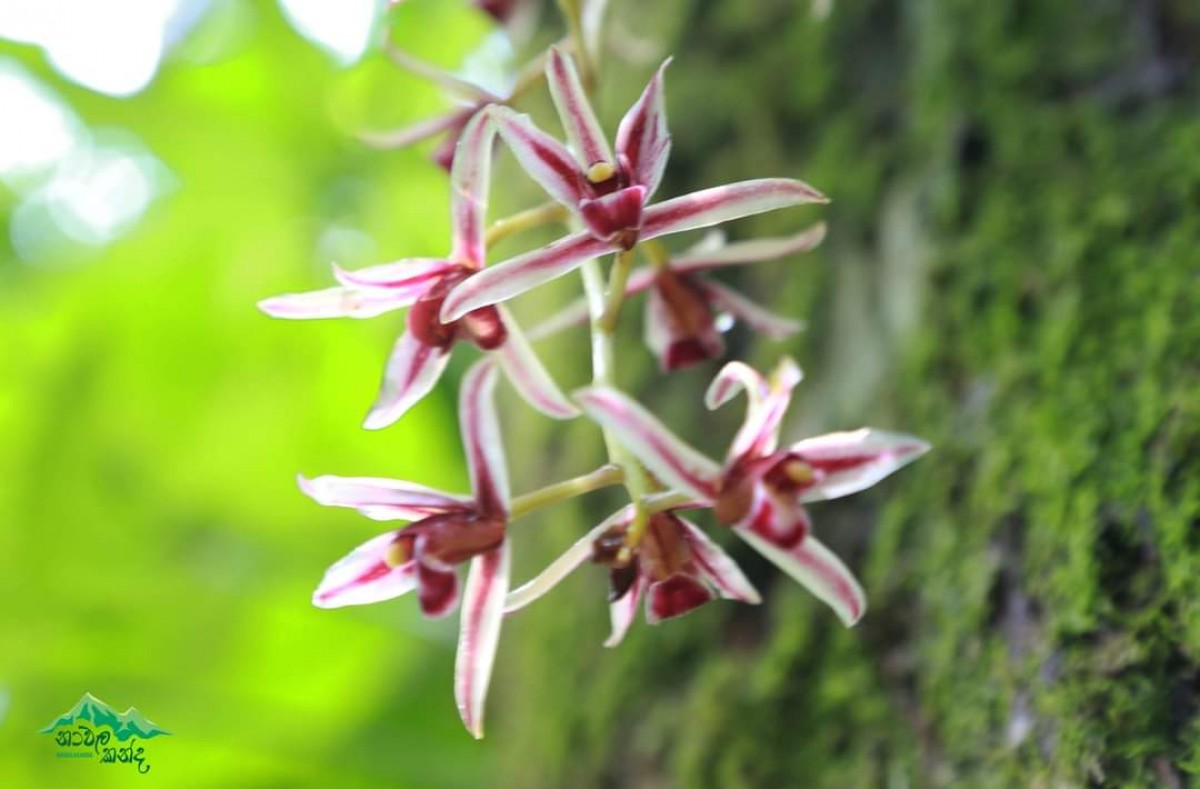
[{"x1": 0, "y1": 2, "x2": 514, "y2": 786}]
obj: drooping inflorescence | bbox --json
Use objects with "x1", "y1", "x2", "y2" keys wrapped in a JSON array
[{"x1": 261, "y1": 2, "x2": 929, "y2": 739}]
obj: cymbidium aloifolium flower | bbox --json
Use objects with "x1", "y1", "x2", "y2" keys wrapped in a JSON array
[
  {"x1": 576, "y1": 359, "x2": 930, "y2": 626},
  {"x1": 505, "y1": 503, "x2": 760, "y2": 646},
  {"x1": 268, "y1": 19, "x2": 933, "y2": 740},
  {"x1": 438, "y1": 48, "x2": 829, "y2": 325},
  {"x1": 526, "y1": 224, "x2": 827, "y2": 371},
  {"x1": 259, "y1": 113, "x2": 576, "y2": 428},
  {"x1": 303, "y1": 361, "x2": 511, "y2": 738}
]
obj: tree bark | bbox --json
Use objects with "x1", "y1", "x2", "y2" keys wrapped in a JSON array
[{"x1": 494, "y1": 1, "x2": 1200, "y2": 784}]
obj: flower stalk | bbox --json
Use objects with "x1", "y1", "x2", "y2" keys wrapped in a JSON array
[
  {"x1": 485, "y1": 202, "x2": 570, "y2": 247},
  {"x1": 509, "y1": 464, "x2": 623, "y2": 519}
]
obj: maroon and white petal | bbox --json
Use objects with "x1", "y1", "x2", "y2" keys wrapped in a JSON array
[
  {"x1": 677, "y1": 518, "x2": 761, "y2": 604},
  {"x1": 671, "y1": 222, "x2": 827, "y2": 274},
  {"x1": 704, "y1": 360, "x2": 768, "y2": 412},
  {"x1": 615, "y1": 58, "x2": 671, "y2": 198},
  {"x1": 790, "y1": 429, "x2": 931, "y2": 502},
  {"x1": 605, "y1": 575, "x2": 645, "y2": 648},
  {"x1": 416, "y1": 562, "x2": 461, "y2": 617},
  {"x1": 642, "y1": 179, "x2": 829, "y2": 241},
  {"x1": 358, "y1": 111, "x2": 465, "y2": 150},
  {"x1": 579, "y1": 185, "x2": 646, "y2": 247},
  {"x1": 493, "y1": 307, "x2": 579, "y2": 419},
  {"x1": 488, "y1": 106, "x2": 586, "y2": 209},
  {"x1": 384, "y1": 43, "x2": 500, "y2": 102},
  {"x1": 298, "y1": 475, "x2": 472, "y2": 520},
  {"x1": 333, "y1": 258, "x2": 454, "y2": 293},
  {"x1": 363, "y1": 332, "x2": 452, "y2": 431},
  {"x1": 460, "y1": 361, "x2": 510, "y2": 515},
  {"x1": 700, "y1": 279, "x2": 806, "y2": 340},
  {"x1": 643, "y1": 280, "x2": 724, "y2": 372},
  {"x1": 644, "y1": 574, "x2": 715, "y2": 623},
  {"x1": 454, "y1": 541, "x2": 511, "y2": 739},
  {"x1": 312, "y1": 531, "x2": 418, "y2": 608},
  {"x1": 504, "y1": 513, "x2": 626, "y2": 613},
  {"x1": 449, "y1": 111, "x2": 496, "y2": 267},
  {"x1": 726, "y1": 357, "x2": 803, "y2": 463},
  {"x1": 440, "y1": 230, "x2": 612, "y2": 322},
  {"x1": 734, "y1": 526, "x2": 866, "y2": 626},
  {"x1": 257, "y1": 286, "x2": 412, "y2": 320},
  {"x1": 574, "y1": 386, "x2": 722, "y2": 500},
  {"x1": 546, "y1": 47, "x2": 613, "y2": 169}
]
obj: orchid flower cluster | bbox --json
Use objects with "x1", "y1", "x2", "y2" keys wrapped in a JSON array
[{"x1": 261, "y1": 7, "x2": 929, "y2": 739}]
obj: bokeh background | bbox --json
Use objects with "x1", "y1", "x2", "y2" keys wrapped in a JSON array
[{"x1": 3, "y1": 0, "x2": 1199, "y2": 787}]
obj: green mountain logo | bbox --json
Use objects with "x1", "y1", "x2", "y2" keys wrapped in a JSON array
[{"x1": 40, "y1": 693, "x2": 172, "y2": 741}]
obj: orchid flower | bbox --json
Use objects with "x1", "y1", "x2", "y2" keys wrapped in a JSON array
[
  {"x1": 438, "y1": 48, "x2": 829, "y2": 324},
  {"x1": 504, "y1": 503, "x2": 759, "y2": 646},
  {"x1": 305, "y1": 362, "x2": 511, "y2": 738},
  {"x1": 259, "y1": 112, "x2": 577, "y2": 428},
  {"x1": 360, "y1": 44, "x2": 504, "y2": 172},
  {"x1": 574, "y1": 358, "x2": 930, "y2": 626},
  {"x1": 529, "y1": 224, "x2": 825, "y2": 369},
  {"x1": 637, "y1": 224, "x2": 825, "y2": 370}
]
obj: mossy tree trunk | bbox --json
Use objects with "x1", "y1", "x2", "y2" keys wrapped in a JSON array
[{"x1": 492, "y1": 1, "x2": 1200, "y2": 784}]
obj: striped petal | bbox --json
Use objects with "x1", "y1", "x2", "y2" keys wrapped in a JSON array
[
  {"x1": 363, "y1": 331, "x2": 452, "y2": 430},
  {"x1": 333, "y1": 258, "x2": 454, "y2": 294},
  {"x1": 440, "y1": 230, "x2": 611, "y2": 322},
  {"x1": 257, "y1": 286, "x2": 413, "y2": 320},
  {"x1": 449, "y1": 111, "x2": 496, "y2": 267},
  {"x1": 791, "y1": 429, "x2": 931, "y2": 503},
  {"x1": 677, "y1": 518, "x2": 760, "y2": 604},
  {"x1": 460, "y1": 361, "x2": 510, "y2": 515},
  {"x1": 312, "y1": 531, "x2": 418, "y2": 608},
  {"x1": 701, "y1": 279, "x2": 806, "y2": 340},
  {"x1": 615, "y1": 58, "x2": 671, "y2": 198},
  {"x1": 298, "y1": 475, "x2": 472, "y2": 520},
  {"x1": 605, "y1": 575, "x2": 644, "y2": 648},
  {"x1": 454, "y1": 541, "x2": 511, "y2": 739},
  {"x1": 734, "y1": 527, "x2": 866, "y2": 627},
  {"x1": 642, "y1": 179, "x2": 828, "y2": 242},
  {"x1": 494, "y1": 307, "x2": 579, "y2": 419},
  {"x1": 643, "y1": 274, "x2": 724, "y2": 371},
  {"x1": 358, "y1": 111, "x2": 466, "y2": 150},
  {"x1": 384, "y1": 43, "x2": 499, "y2": 102},
  {"x1": 505, "y1": 513, "x2": 624, "y2": 613},
  {"x1": 671, "y1": 222, "x2": 827, "y2": 274},
  {"x1": 704, "y1": 360, "x2": 768, "y2": 412},
  {"x1": 720, "y1": 358, "x2": 803, "y2": 463},
  {"x1": 574, "y1": 386, "x2": 722, "y2": 500},
  {"x1": 546, "y1": 47, "x2": 613, "y2": 168},
  {"x1": 488, "y1": 106, "x2": 585, "y2": 209}
]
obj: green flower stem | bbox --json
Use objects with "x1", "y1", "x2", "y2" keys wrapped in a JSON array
[
  {"x1": 555, "y1": 0, "x2": 594, "y2": 91},
  {"x1": 599, "y1": 247, "x2": 636, "y2": 333},
  {"x1": 510, "y1": 464, "x2": 624, "y2": 520},
  {"x1": 641, "y1": 239, "x2": 671, "y2": 270},
  {"x1": 583, "y1": 253, "x2": 652, "y2": 564},
  {"x1": 485, "y1": 203, "x2": 569, "y2": 248}
]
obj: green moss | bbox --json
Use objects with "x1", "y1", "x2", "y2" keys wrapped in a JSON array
[{"x1": 492, "y1": 0, "x2": 1200, "y2": 784}]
